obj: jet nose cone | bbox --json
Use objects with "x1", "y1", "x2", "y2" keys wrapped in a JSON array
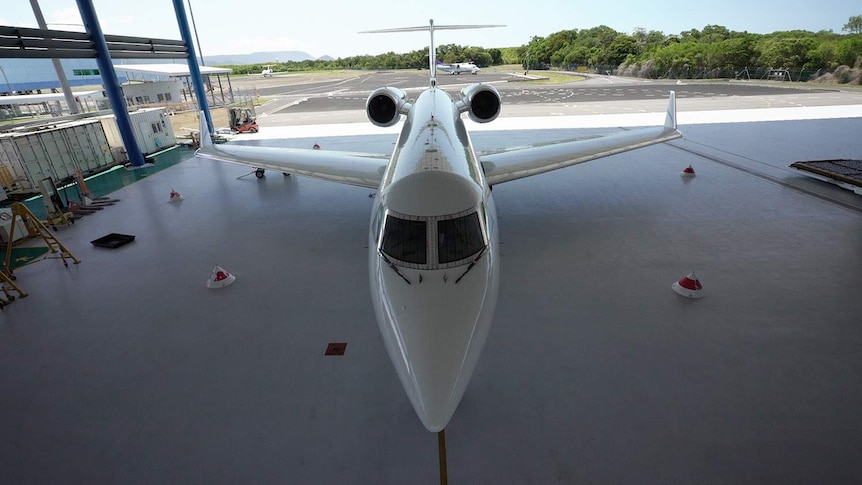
[
  {"x1": 371, "y1": 246, "x2": 499, "y2": 432},
  {"x1": 401, "y1": 305, "x2": 476, "y2": 431},
  {"x1": 393, "y1": 297, "x2": 494, "y2": 432}
]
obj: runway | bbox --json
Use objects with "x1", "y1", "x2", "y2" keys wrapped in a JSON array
[{"x1": 2, "y1": 74, "x2": 862, "y2": 483}]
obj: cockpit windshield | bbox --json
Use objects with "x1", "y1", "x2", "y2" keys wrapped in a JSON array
[
  {"x1": 437, "y1": 212, "x2": 485, "y2": 264},
  {"x1": 381, "y1": 215, "x2": 427, "y2": 265},
  {"x1": 380, "y1": 209, "x2": 486, "y2": 268}
]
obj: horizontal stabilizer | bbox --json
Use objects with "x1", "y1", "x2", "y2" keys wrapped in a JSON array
[
  {"x1": 361, "y1": 20, "x2": 504, "y2": 86},
  {"x1": 359, "y1": 24, "x2": 504, "y2": 34}
]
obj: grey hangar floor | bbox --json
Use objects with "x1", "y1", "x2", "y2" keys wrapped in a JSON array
[{"x1": 2, "y1": 103, "x2": 862, "y2": 484}]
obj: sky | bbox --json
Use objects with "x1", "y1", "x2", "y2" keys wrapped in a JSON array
[{"x1": 1, "y1": 0, "x2": 859, "y2": 59}]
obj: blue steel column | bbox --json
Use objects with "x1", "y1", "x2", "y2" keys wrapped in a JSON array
[
  {"x1": 172, "y1": 0, "x2": 213, "y2": 134},
  {"x1": 75, "y1": 0, "x2": 147, "y2": 167}
]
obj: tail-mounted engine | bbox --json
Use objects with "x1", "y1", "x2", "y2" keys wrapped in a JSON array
[
  {"x1": 456, "y1": 83, "x2": 501, "y2": 123},
  {"x1": 366, "y1": 87, "x2": 411, "y2": 127}
]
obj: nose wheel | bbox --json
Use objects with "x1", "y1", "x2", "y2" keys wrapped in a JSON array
[{"x1": 254, "y1": 168, "x2": 265, "y2": 178}]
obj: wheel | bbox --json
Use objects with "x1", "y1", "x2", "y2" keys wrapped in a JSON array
[
  {"x1": 249, "y1": 127, "x2": 258, "y2": 133},
  {"x1": 255, "y1": 168, "x2": 265, "y2": 178},
  {"x1": 283, "y1": 172, "x2": 290, "y2": 177}
]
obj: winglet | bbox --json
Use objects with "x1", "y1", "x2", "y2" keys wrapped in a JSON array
[
  {"x1": 199, "y1": 111, "x2": 212, "y2": 147},
  {"x1": 665, "y1": 91, "x2": 677, "y2": 131}
]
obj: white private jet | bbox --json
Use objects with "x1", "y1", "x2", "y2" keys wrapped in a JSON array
[
  {"x1": 437, "y1": 61, "x2": 480, "y2": 74},
  {"x1": 196, "y1": 20, "x2": 681, "y2": 434}
]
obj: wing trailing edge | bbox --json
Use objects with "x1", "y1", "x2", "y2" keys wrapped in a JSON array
[
  {"x1": 481, "y1": 92, "x2": 681, "y2": 185},
  {"x1": 194, "y1": 112, "x2": 389, "y2": 189}
]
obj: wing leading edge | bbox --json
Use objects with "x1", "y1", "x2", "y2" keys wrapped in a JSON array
[
  {"x1": 481, "y1": 92, "x2": 681, "y2": 185},
  {"x1": 194, "y1": 114, "x2": 389, "y2": 189}
]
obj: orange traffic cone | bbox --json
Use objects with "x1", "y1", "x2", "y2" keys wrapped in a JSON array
[
  {"x1": 169, "y1": 188, "x2": 183, "y2": 202},
  {"x1": 680, "y1": 165, "x2": 696, "y2": 177},
  {"x1": 672, "y1": 271, "x2": 704, "y2": 298},
  {"x1": 206, "y1": 265, "x2": 236, "y2": 288}
]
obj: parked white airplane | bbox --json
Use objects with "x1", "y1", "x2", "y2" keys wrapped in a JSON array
[
  {"x1": 196, "y1": 20, "x2": 681, "y2": 433},
  {"x1": 437, "y1": 61, "x2": 480, "y2": 74}
]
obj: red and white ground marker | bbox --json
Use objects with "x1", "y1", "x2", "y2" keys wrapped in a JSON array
[
  {"x1": 169, "y1": 188, "x2": 183, "y2": 202},
  {"x1": 680, "y1": 165, "x2": 696, "y2": 177},
  {"x1": 206, "y1": 265, "x2": 236, "y2": 288},
  {"x1": 672, "y1": 271, "x2": 704, "y2": 299}
]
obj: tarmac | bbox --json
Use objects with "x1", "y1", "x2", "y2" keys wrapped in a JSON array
[{"x1": 1, "y1": 76, "x2": 861, "y2": 484}]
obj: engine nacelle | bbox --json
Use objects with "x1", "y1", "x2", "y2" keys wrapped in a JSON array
[
  {"x1": 366, "y1": 87, "x2": 410, "y2": 127},
  {"x1": 456, "y1": 83, "x2": 501, "y2": 124}
]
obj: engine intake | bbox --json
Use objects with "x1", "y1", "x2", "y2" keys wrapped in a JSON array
[
  {"x1": 457, "y1": 83, "x2": 501, "y2": 123},
  {"x1": 366, "y1": 87, "x2": 410, "y2": 127}
]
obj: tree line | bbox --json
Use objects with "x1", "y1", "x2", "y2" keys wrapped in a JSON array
[
  {"x1": 217, "y1": 43, "x2": 505, "y2": 74},
  {"x1": 524, "y1": 21, "x2": 862, "y2": 81},
  {"x1": 217, "y1": 16, "x2": 862, "y2": 83}
]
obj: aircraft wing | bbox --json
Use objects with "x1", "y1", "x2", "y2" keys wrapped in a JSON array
[
  {"x1": 195, "y1": 116, "x2": 389, "y2": 189},
  {"x1": 481, "y1": 92, "x2": 681, "y2": 185}
]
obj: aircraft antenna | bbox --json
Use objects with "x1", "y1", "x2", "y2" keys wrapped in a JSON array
[{"x1": 360, "y1": 21, "x2": 504, "y2": 89}]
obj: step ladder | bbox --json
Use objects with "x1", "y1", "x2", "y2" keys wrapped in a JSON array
[
  {"x1": 1, "y1": 202, "x2": 81, "y2": 301},
  {"x1": 0, "y1": 269, "x2": 24, "y2": 308}
]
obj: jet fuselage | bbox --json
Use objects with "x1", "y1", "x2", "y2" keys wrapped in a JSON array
[{"x1": 368, "y1": 87, "x2": 500, "y2": 431}]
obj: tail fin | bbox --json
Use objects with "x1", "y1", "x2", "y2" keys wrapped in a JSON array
[{"x1": 360, "y1": 20, "x2": 504, "y2": 89}]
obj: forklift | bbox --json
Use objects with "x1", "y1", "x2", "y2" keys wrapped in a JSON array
[{"x1": 228, "y1": 107, "x2": 259, "y2": 134}]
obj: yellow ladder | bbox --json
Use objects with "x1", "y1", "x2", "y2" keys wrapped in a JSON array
[
  {"x1": 2, "y1": 203, "x2": 80, "y2": 299},
  {"x1": 0, "y1": 269, "x2": 25, "y2": 307}
]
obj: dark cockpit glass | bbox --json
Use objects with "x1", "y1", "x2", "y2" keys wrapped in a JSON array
[
  {"x1": 381, "y1": 215, "x2": 427, "y2": 265},
  {"x1": 437, "y1": 212, "x2": 485, "y2": 264}
]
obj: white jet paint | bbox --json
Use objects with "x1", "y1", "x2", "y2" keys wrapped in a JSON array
[{"x1": 196, "y1": 20, "x2": 681, "y2": 432}]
